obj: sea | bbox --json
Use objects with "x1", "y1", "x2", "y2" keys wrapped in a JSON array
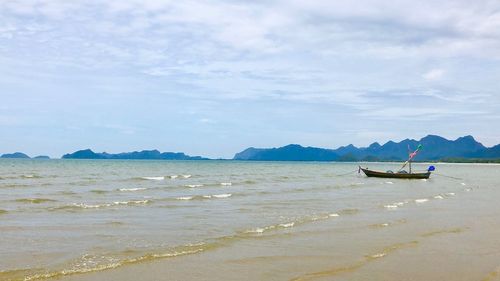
[{"x1": 1, "y1": 159, "x2": 500, "y2": 281}]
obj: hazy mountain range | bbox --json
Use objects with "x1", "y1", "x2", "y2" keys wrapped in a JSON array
[
  {"x1": 1, "y1": 135, "x2": 499, "y2": 161},
  {"x1": 61, "y1": 149, "x2": 208, "y2": 160},
  {"x1": 233, "y1": 135, "x2": 500, "y2": 161}
]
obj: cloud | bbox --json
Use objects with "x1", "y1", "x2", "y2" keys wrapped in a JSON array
[
  {"x1": 199, "y1": 118, "x2": 216, "y2": 124},
  {"x1": 1, "y1": 0, "x2": 499, "y2": 155},
  {"x1": 422, "y1": 69, "x2": 445, "y2": 81}
]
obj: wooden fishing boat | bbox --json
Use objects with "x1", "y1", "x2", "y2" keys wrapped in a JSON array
[
  {"x1": 358, "y1": 144, "x2": 434, "y2": 179},
  {"x1": 359, "y1": 166, "x2": 431, "y2": 179}
]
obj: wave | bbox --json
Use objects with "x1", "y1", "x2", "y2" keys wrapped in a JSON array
[
  {"x1": 118, "y1": 187, "x2": 147, "y2": 192},
  {"x1": 134, "y1": 175, "x2": 192, "y2": 181},
  {"x1": 383, "y1": 201, "x2": 408, "y2": 209},
  {"x1": 0, "y1": 209, "x2": 7, "y2": 215},
  {"x1": 139, "y1": 176, "x2": 164, "y2": 181},
  {"x1": 50, "y1": 200, "x2": 151, "y2": 211},
  {"x1": 243, "y1": 212, "x2": 342, "y2": 235},
  {"x1": 207, "y1": 193, "x2": 232, "y2": 199},
  {"x1": 184, "y1": 184, "x2": 203, "y2": 188},
  {"x1": 414, "y1": 198, "x2": 429, "y2": 203},
  {"x1": 4, "y1": 208, "x2": 357, "y2": 281},
  {"x1": 220, "y1": 182, "x2": 232, "y2": 186},
  {"x1": 113, "y1": 200, "x2": 150, "y2": 205},
  {"x1": 175, "y1": 193, "x2": 232, "y2": 201},
  {"x1": 21, "y1": 174, "x2": 43, "y2": 179},
  {"x1": 5, "y1": 243, "x2": 212, "y2": 281},
  {"x1": 15, "y1": 198, "x2": 57, "y2": 204}
]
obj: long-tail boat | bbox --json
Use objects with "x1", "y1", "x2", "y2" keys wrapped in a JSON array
[
  {"x1": 358, "y1": 166, "x2": 432, "y2": 179},
  {"x1": 358, "y1": 144, "x2": 434, "y2": 179}
]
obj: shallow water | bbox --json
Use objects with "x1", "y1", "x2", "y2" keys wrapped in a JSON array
[{"x1": 1, "y1": 160, "x2": 499, "y2": 281}]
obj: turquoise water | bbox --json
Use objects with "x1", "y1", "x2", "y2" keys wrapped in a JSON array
[{"x1": 0, "y1": 159, "x2": 498, "y2": 280}]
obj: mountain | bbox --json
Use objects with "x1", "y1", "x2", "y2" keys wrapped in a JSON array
[
  {"x1": 62, "y1": 149, "x2": 208, "y2": 160},
  {"x1": 33, "y1": 155, "x2": 50, "y2": 159},
  {"x1": 233, "y1": 135, "x2": 498, "y2": 161},
  {"x1": 234, "y1": 144, "x2": 339, "y2": 161},
  {"x1": 1, "y1": 152, "x2": 30, "y2": 159}
]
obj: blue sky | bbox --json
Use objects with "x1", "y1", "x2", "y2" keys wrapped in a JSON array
[{"x1": 1, "y1": 0, "x2": 499, "y2": 158}]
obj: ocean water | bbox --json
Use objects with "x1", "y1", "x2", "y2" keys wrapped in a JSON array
[{"x1": 1, "y1": 159, "x2": 499, "y2": 281}]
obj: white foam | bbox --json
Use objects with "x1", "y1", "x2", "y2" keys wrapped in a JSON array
[
  {"x1": 385, "y1": 181, "x2": 394, "y2": 184},
  {"x1": 434, "y1": 195, "x2": 444, "y2": 199},
  {"x1": 119, "y1": 188, "x2": 147, "y2": 192},
  {"x1": 311, "y1": 215, "x2": 329, "y2": 221},
  {"x1": 461, "y1": 183, "x2": 466, "y2": 186},
  {"x1": 248, "y1": 227, "x2": 265, "y2": 233},
  {"x1": 182, "y1": 175, "x2": 192, "y2": 179},
  {"x1": 113, "y1": 200, "x2": 149, "y2": 205},
  {"x1": 381, "y1": 223, "x2": 389, "y2": 227},
  {"x1": 141, "y1": 176, "x2": 164, "y2": 181},
  {"x1": 220, "y1": 182, "x2": 232, "y2": 186},
  {"x1": 176, "y1": 196, "x2": 193, "y2": 200},
  {"x1": 371, "y1": 253, "x2": 386, "y2": 258},
  {"x1": 415, "y1": 199, "x2": 429, "y2": 203},
  {"x1": 394, "y1": 202, "x2": 405, "y2": 206},
  {"x1": 465, "y1": 188, "x2": 472, "y2": 192},
  {"x1": 169, "y1": 175, "x2": 179, "y2": 179},
  {"x1": 329, "y1": 213, "x2": 340, "y2": 217},
  {"x1": 212, "y1": 193, "x2": 232, "y2": 198},
  {"x1": 245, "y1": 225, "x2": 275, "y2": 234},
  {"x1": 421, "y1": 179, "x2": 427, "y2": 182},
  {"x1": 446, "y1": 192, "x2": 456, "y2": 196},
  {"x1": 185, "y1": 184, "x2": 203, "y2": 188},
  {"x1": 73, "y1": 203, "x2": 103, "y2": 209},
  {"x1": 384, "y1": 204, "x2": 398, "y2": 209},
  {"x1": 279, "y1": 222, "x2": 295, "y2": 228}
]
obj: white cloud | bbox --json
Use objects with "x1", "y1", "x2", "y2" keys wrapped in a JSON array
[
  {"x1": 1, "y1": 0, "x2": 500, "y2": 155},
  {"x1": 422, "y1": 69, "x2": 445, "y2": 81},
  {"x1": 199, "y1": 118, "x2": 216, "y2": 124}
]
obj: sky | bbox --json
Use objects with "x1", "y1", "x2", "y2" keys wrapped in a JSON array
[{"x1": 1, "y1": 0, "x2": 500, "y2": 158}]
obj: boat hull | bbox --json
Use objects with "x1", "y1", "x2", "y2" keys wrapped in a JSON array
[{"x1": 360, "y1": 167, "x2": 430, "y2": 179}]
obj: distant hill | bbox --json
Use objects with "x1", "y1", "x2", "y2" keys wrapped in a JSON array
[
  {"x1": 34, "y1": 155, "x2": 50, "y2": 159},
  {"x1": 1, "y1": 152, "x2": 30, "y2": 159},
  {"x1": 62, "y1": 149, "x2": 209, "y2": 160},
  {"x1": 234, "y1": 144, "x2": 339, "y2": 161},
  {"x1": 233, "y1": 135, "x2": 500, "y2": 161}
]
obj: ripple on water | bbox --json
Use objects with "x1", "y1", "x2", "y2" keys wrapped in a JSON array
[
  {"x1": 15, "y1": 198, "x2": 57, "y2": 204},
  {"x1": 3, "y1": 242, "x2": 215, "y2": 281}
]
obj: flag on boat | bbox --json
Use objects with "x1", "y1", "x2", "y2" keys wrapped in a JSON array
[{"x1": 409, "y1": 144, "x2": 423, "y2": 160}]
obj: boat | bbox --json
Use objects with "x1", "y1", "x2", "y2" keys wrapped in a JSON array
[
  {"x1": 359, "y1": 166, "x2": 431, "y2": 179},
  {"x1": 358, "y1": 144, "x2": 434, "y2": 179}
]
